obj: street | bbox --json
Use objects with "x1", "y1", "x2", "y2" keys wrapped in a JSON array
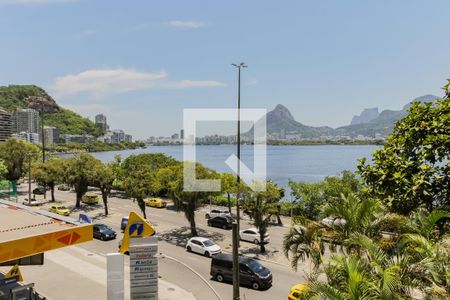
[{"x1": 10, "y1": 185, "x2": 311, "y2": 300}]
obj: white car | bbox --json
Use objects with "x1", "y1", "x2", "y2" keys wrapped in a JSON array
[
  {"x1": 239, "y1": 228, "x2": 270, "y2": 244},
  {"x1": 205, "y1": 208, "x2": 231, "y2": 219},
  {"x1": 186, "y1": 237, "x2": 222, "y2": 257}
]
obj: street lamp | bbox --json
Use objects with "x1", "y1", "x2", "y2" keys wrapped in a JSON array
[{"x1": 231, "y1": 61, "x2": 247, "y2": 300}]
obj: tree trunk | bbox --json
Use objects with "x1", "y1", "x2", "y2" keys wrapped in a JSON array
[
  {"x1": 102, "y1": 188, "x2": 108, "y2": 216},
  {"x1": 227, "y1": 192, "x2": 232, "y2": 213},
  {"x1": 50, "y1": 184, "x2": 55, "y2": 202},
  {"x1": 277, "y1": 205, "x2": 283, "y2": 226},
  {"x1": 76, "y1": 190, "x2": 82, "y2": 208},
  {"x1": 185, "y1": 200, "x2": 198, "y2": 237},
  {"x1": 260, "y1": 229, "x2": 266, "y2": 253},
  {"x1": 137, "y1": 198, "x2": 146, "y2": 219}
]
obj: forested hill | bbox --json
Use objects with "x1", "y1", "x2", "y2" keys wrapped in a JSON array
[{"x1": 0, "y1": 85, "x2": 102, "y2": 136}]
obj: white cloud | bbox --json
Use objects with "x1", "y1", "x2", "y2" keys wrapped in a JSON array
[
  {"x1": 52, "y1": 68, "x2": 226, "y2": 98},
  {"x1": 52, "y1": 68, "x2": 167, "y2": 98},
  {"x1": 0, "y1": 0, "x2": 72, "y2": 4},
  {"x1": 166, "y1": 80, "x2": 226, "y2": 89},
  {"x1": 169, "y1": 20, "x2": 205, "y2": 29}
]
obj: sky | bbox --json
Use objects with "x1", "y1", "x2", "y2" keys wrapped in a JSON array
[{"x1": 1, "y1": 0, "x2": 449, "y2": 139}]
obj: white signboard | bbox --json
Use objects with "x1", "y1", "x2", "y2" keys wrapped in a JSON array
[{"x1": 129, "y1": 236, "x2": 158, "y2": 300}]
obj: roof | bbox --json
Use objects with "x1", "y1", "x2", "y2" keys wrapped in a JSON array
[
  {"x1": 0, "y1": 200, "x2": 92, "y2": 263},
  {"x1": 190, "y1": 237, "x2": 210, "y2": 242}
]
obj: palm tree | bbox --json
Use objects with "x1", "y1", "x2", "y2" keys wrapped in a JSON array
[{"x1": 283, "y1": 216, "x2": 325, "y2": 269}]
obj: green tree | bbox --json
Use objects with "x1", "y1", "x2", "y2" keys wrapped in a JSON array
[
  {"x1": 0, "y1": 138, "x2": 40, "y2": 181},
  {"x1": 32, "y1": 158, "x2": 64, "y2": 202},
  {"x1": 122, "y1": 164, "x2": 152, "y2": 218},
  {"x1": 92, "y1": 162, "x2": 115, "y2": 216},
  {"x1": 64, "y1": 153, "x2": 99, "y2": 208},
  {"x1": 289, "y1": 171, "x2": 361, "y2": 220},
  {"x1": 358, "y1": 81, "x2": 450, "y2": 214},
  {"x1": 220, "y1": 172, "x2": 237, "y2": 213},
  {"x1": 0, "y1": 160, "x2": 7, "y2": 180},
  {"x1": 160, "y1": 162, "x2": 220, "y2": 236},
  {"x1": 242, "y1": 180, "x2": 284, "y2": 252}
]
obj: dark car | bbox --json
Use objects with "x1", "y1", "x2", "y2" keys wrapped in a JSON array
[
  {"x1": 32, "y1": 187, "x2": 46, "y2": 195},
  {"x1": 207, "y1": 216, "x2": 233, "y2": 230},
  {"x1": 210, "y1": 253, "x2": 272, "y2": 290},
  {"x1": 93, "y1": 224, "x2": 117, "y2": 241}
]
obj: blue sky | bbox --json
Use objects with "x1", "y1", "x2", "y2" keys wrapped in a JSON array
[{"x1": 1, "y1": 0, "x2": 449, "y2": 139}]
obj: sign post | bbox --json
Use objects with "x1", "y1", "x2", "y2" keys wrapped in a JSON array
[{"x1": 129, "y1": 236, "x2": 158, "y2": 300}]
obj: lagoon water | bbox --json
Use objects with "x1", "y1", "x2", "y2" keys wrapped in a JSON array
[{"x1": 87, "y1": 145, "x2": 378, "y2": 194}]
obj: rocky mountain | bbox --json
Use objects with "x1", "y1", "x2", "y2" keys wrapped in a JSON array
[
  {"x1": 248, "y1": 94, "x2": 441, "y2": 140},
  {"x1": 350, "y1": 108, "x2": 379, "y2": 125},
  {"x1": 338, "y1": 94, "x2": 441, "y2": 137},
  {"x1": 247, "y1": 104, "x2": 334, "y2": 139},
  {"x1": 0, "y1": 85, "x2": 102, "y2": 137}
]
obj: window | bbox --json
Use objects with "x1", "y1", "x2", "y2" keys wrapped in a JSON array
[
  {"x1": 203, "y1": 240, "x2": 214, "y2": 247},
  {"x1": 239, "y1": 264, "x2": 251, "y2": 273}
]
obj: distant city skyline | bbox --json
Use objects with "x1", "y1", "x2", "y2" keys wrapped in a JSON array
[{"x1": 1, "y1": 1, "x2": 449, "y2": 139}]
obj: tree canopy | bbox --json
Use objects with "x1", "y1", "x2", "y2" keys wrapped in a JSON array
[{"x1": 358, "y1": 81, "x2": 450, "y2": 214}]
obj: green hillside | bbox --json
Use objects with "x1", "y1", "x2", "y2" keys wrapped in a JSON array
[
  {"x1": 44, "y1": 108, "x2": 102, "y2": 136},
  {"x1": 0, "y1": 85, "x2": 101, "y2": 137}
]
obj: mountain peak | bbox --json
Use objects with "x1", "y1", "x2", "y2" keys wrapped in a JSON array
[
  {"x1": 269, "y1": 104, "x2": 294, "y2": 122},
  {"x1": 402, "y1": 94, "x2": 440, "y2": 111},
  {"x1": 350, "y1": 107, "x2": 380, "y2": 125}
]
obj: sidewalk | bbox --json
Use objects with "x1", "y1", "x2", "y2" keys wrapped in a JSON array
[{"x1": 0, "y1": 246, "x2": 196, "y2": 300}]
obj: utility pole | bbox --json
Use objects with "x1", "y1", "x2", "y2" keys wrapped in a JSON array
[{"x1": 231, "y1": 61, "x2": 247, "y2": 300}]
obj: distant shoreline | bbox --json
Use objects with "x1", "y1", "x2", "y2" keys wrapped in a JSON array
[{"x1": 148, "y1": 139, "x2": 385, "y2": 147}]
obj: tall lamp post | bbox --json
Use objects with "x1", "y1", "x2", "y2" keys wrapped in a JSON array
[{"x1": 231, "y1": 61, "x2": 247, "y2": 300}]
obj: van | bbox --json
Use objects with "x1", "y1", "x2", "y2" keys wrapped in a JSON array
[{"x1": 210, "y1": 253, "x2": 272, "y2": 290}]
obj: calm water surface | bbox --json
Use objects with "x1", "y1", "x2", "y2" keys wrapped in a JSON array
[{"x1": 86, "y1": 145, "x2": 378, "y2": 193}]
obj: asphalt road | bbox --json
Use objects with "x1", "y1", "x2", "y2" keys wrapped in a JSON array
[{"x1": 16, "y1": 185, "x2": 310, "y2": 300}]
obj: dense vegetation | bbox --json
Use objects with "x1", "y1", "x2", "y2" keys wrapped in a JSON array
[
  {"x1": 48, "y1": 140, "x2": 146, "y2": 153},
  {"x1": 283, "y1": 79, "x2": 450, "y2": 299},
  {"x1": 0, "y1": 85, "x2": 102, "y2": 137},
  {"x1": 0, "y1": 85, "x2": 56, "y2": 112},
  {"x1": 43, "y1": 108, "x2": 102, "y2": 137}
]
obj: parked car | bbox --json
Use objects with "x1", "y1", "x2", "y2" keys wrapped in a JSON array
[
  {"x1": 22, "y1": 199, "x2": 39, "y2": 206},
  {"x1": 81, "y1": 192, "x2": 99, "y2": 205},
  {"x1": 57, "y1": 184, "x2": 71, "y2": 191},
  {"x1": 120, "y1": 217, "x2": 128, "y2": 231},
  {"x1": 207, "y1": 216, "x2": 233, "y2": 230},
  {"x1": 288, "y1": 284, "x2": 309, "y2": 300},
  {"x1": 145, "y1": 197, "x2": 167, "y2": 208},
  {"x1": 205, "y1": 208, "x2": 231, "y2": 219},
  {"x1": 32, "y1": 187, "x2": 46, "y2": 195},
  {"x1": 239, "y1": 228, "x2": 270, "y2": 244},
  {"x1": 48, "y1": 205, "x2": 70, "y2": 216},
  {"x1": 210, "y1": 253, "x2": 272, "y2": 290},
  {"x1": 93, "y1": 224, "x2": 117, "y2": 241},
  {"x1": 186, "y1": 237, "x2": 222, "y2": 257}
]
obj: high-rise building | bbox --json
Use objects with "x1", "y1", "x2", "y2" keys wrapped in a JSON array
[
  {"x1": 12, "y1": 132, "x2": 40, "y2": 144},
  {"x1": 12, "y1": 108, "x2": 40, "y2": 135},
  {"x1": 111, "y1": 130, "x2": 125, "y2": 144},
  {"x1": 124, "y1": 134, "x2": 133, "y2": 142},
  {"x1": 180, "y1": 129, "x2": 184, "y2": 140},
  {"x1": 43, "y1": 126, "x2": 60, "y2": 146},
  {"x1": 0, "y1": 108, "x2": 12, "y2": 141},
  {"x1": 95, "y1": 114, "x2": 108, "y2": 133}
]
